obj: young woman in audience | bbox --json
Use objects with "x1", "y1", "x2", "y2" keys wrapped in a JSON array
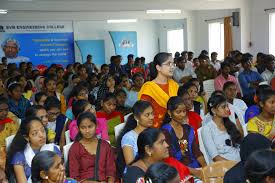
[
  {"x1": 34, "y1": 76, "x2": 45, "y2": 93},
  {"x1": 31, "y1": 151, "x2": 73, "y2": 183},
  {"x1": 34, "y1": 92, "x2": 48, "y2": 106},
  {"x1": 44, "y1": 76, "x2": 67, "y2": 114},
  {"x1": 56, "y1": 67, "x2": 64, "y2": 83},
  {"x1": 117, "y1": 100, "x2": 153, "y2": 175},
  {"x1": 96, "y1": 74, "x2": 116, "y2": 107},
  {"x1": 125, "y1": 73, "x2": 144, "y2": 107},
  {"x1": 44, "y1": 96, "x2": 68, "y2": 145},
  {"x1": 138, "y1": 52, "x2": 179, "y2": 128},
  {"x1": 144, "y1": 163, "x2": 180, "y2": 183},
  {"x1": 62, "y1": 74, "x2": 80, "y2": 101},
  {"x1": 201, "y1": 94, "x2": 243, "y2": 162},
  {"x1": 244, "y1": 84, "x2": 271, "y2": 123},
  {"x1": 162, "y1": 96, "x2": 207, "y2": 168},
  {"x1": 15, "y1": 74, "x2": 33, "y2": 100},
  {"x1": 0, "y1": 96, "x2": 18, "y2": 168},
  {"x1": 245, "y1": 150, "x2": 275, "y2": 183},
  {"x1": 7, "y1": 82, "x2": 31, "y2": 120},
  {"x1": 65, "y1": 85, "x2": 89, "y2": 120},
  {"x1": 223, "y1": 81, "x2": 247, "y2": 114},
  {"x1": 247, "y1": 89, "x2": 275, "y2": 140},
  {"x1": 115, "y1": 89, "x2": 131, "y2": 115},
  {"x1": 25, "y1": 105, "x2": 57, "y2": 143},
  {"x1": 96, "y1": 92, "x2": 124, "y2": 145},
  {"x1": 68, "y1": 112, "x2": 116, "y2": 182},
  {"x1": 69, "y1": 99, "x2": 98, "y2": 141},
  {"x1": 123, "y1": 128, "x2": 192, "y2": 183},
  {"x1": 177, "y1": 87, "x2": 202, "y2": 141},
  {"x1": 181, "y1": 81, "x2": 205, "y2": 118},
  {"x1": 6, "y1": 117, "x2": 61, "y2": 183}
]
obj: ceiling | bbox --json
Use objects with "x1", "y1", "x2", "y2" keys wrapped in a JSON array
[{"x1": 1, "y1": 0, "x2": 243, "y2": 12}]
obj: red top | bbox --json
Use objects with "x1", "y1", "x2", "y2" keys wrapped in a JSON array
[
  {"x1": 187, "y1": 111, "x2": 202, "y2": 143},
  {"x1": 68, "y1": 140, "x2": 116, "y2": 181}
]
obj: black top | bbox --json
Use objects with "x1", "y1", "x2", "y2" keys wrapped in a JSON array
[
  {"x1": 123, "y1": 166, "x2": 145, "y2": 183},
  {"x1": 223, "y1": 162, "x2": 246, "y2": 183}
]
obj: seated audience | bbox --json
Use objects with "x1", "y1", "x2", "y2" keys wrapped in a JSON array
[
  {"x1": 244, "y1": 84, "x2": 271, "y2": 123},
  {"x1": 125, "y1": 73, "x2": 144, "y2": 107},
  {"x1": 31, "y1": 151, "x2": 75, "y2": 183},
  {"x1": 6, "y1": 117, "x2": 60, "y2": 183},
  {"x1": 238, "y1": 57, "x2": 263, "y2": 106},
  {"x1": 25, "y1": 105, "x2": 56, "y2": 143},
  {"x1": 195, "y1": 54, "x2": 217, "y2": 82},
  {"x1": 261, "y1": 54, "x2": 275, "y2": 82},
  {"x1": 96, "y1": 74, "x2": 116, "y2": 108},
  {"x1": 34, "y1": 92, "x2": 48, "y2": 106},
  {"x1": 210, "y1": 52, "x2": 221, "y2": 72},
  {"x1": 173, "y1": 56, "x2": 197, "y2": 84},
  {"x1": 162, "y1": 96, "x2": 206, "y2": 168},
  {"x1": 96, "y1": 92, "x2": 124, "y2": 145},
  {"x1": 7, "y1": 82, "x2": 31, "y2": 120},
  {"x1": 247, "y1": 89, "x2": 275, "y2": 140},
  {"x1": 123, "y1": 128, "x2": 192, "y2": 183},
  {"x1": 214, "y1": 62, "x2": 241, "y2": 95},
  {"x1": 224, "y1": 133, "x2": 272, "y2": 183},
  {"x1": 44, "y1": 76, "x2": 67, "y2": 114},
  {"x1": 144, "y1": 162, "x2": 181, "y2": 183},
  {"x1": 62, "y1": 74, "x2": 80, "y2": 101},
  {"x1": 201, "y1": 94, "x2": 242, "y2": 162},
  {"x1": 69, "y1": 99, "x2": 98, "y2": 141},
  {"x1": 115, "y1": 89, "x2": 131, "y2": 115},
  {"x1": 68, "y1": 112, "x2": 116, "y2": 182},
  {"x1": 117, "y1": 101, "x2": 153, "y2": 176},
  {"x1": 44, "y1": 96, "x2": 68, "y2": 145},
  {"x1": 245, "y1": 150, "x2": 275, "y2": 183}
]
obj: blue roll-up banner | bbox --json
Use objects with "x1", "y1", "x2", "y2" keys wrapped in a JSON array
[
  {"x1": 75, "y1": 40, "x2": 105, "y2": 66},
  {"x1": 109, "y1": 31, "x2": 137, "y2": 64},
  {"x1": 0, "y1": 22, "x2": 75, "y2": 67}
]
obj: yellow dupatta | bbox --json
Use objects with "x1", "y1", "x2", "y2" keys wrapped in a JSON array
[{"x1": 138, "y1": 79, "x2": 179, "y2": 108}]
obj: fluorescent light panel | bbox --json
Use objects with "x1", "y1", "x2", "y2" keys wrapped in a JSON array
[
  {"x1": 0, "y1": 9, "x2": 8, "y2": 14},
  {"x1": 146, "y1": 9, "x2": 181, "y2": 14},
  {"x1": 107, "y1": 19, "x2": 137, "y2": 23}
]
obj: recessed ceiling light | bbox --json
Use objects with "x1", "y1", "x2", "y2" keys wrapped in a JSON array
[
  {"x1": 146, "y1": 9, "x2": 181, "y2": 14},
  {"x1": 0, "y1": 10, "x2": 8, "y2": 14},
  {"x1": 107, "y1": 19, "x2": 137, "y2": 23}
]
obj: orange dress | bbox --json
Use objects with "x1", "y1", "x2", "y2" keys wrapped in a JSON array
[{"x1": 138, "y1": 79, "x2": 179, "y2": 128}]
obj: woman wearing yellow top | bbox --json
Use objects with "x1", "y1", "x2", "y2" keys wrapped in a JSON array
[
  {"x1": 138, "y1": 52, "x2": 179, "y2": 128},
  {"x1": 247, "y1": 89, "x2": 275, "y2": 140}
]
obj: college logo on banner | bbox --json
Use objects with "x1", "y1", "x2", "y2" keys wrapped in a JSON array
[
  {"x1": 0, "y1": 22, "x2": 75, "y2": 67},
  {"x1": 109, "y1": 31, "x2": 137, "y2": 64}
]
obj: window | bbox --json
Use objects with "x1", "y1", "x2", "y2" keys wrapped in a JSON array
[
  {"x1": 269, "y1": 13, "x2": 275, "y2": 55},
  {"x1": 167, "y1": 29, "x2": 184, "y2": 56},
  {"x1": 209, "y1": 22, "x2": 224, "y2": 60}
]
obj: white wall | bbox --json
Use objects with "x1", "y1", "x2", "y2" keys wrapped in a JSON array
[
  {"x1": 249, "y1": 0, "x2": 275, "y2": 55},
  {"x1": 73, "y1": 20, "x2": 159, "y2": 64},
  {"x1": 191, "y1": 9, "x2": 241, "y2": 57}
]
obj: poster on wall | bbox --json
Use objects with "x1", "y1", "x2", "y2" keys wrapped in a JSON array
[
  {"x1": 75, "y1": 40, "x2": 105, "y2": 66},
  {"x1": 109, "y1": 31, "x2": 137, "y2": 64},
  {"x1": 0, "y1": 21, "x2": 74, "y2": 67}
]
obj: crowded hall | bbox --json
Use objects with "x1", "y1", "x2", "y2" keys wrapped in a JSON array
[{"x1": 0, "y1": 0, "x2": 275, "y2": 182}]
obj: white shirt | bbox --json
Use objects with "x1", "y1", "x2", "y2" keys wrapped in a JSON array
[
  {"x1": 173, "y1": 67, "x2": 197, "y2": 83},
  {"x1": 261, "y1": 69, "x2": 275, "y2": 81},
  {"x1": 211, "y1": 61, "x2": 221, "y2": 71},
  {"x1": 233, "y1": 98, "x2": 248, "y2": 114}
]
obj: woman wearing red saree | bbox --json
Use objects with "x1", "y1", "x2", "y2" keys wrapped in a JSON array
[
  {"x1": 138, "y1": 53, "x2": 179, "y2": 128},
  {"x1": 68, "y1": 112, "x2": 116, "y2": 182}
]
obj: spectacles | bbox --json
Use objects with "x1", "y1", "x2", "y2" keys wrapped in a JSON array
[
  {"x1": 162, "y1": 62, "x2": 176, "y2": 67},
  {"x1": 47, "y1": 111, "x2": 60, "y2": 117}
]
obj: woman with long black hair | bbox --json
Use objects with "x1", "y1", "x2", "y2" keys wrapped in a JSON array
[{"x1": 201, "y1": 94, "x2": 243, "y2": 162}]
